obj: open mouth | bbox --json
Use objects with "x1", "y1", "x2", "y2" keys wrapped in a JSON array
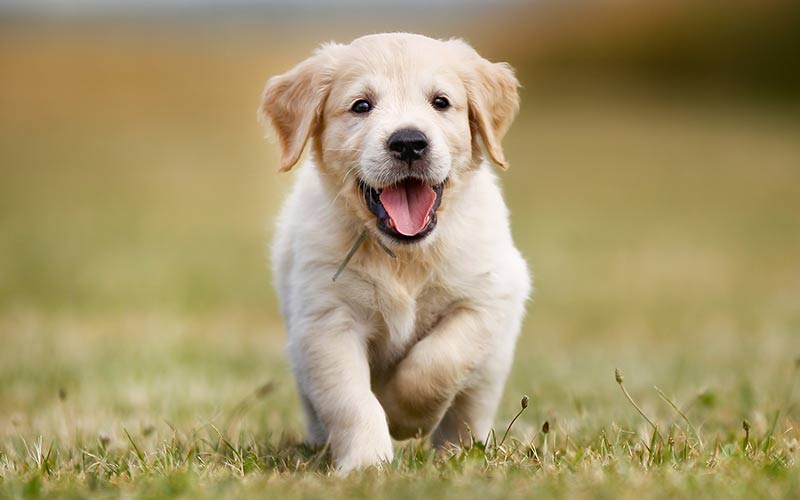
[{"x1": 360, "y1": 178, "x2": 445, "y2": 243}]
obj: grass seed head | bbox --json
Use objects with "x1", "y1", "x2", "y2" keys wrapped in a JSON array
[
  {"x1": 615, "y1": 368, "x2": 624, "y2": 385},
  {"x1": 742, "y1": 420, "x2": 751, "y2": 432},
  {"x1": 542, "y1": 421, "x2": 550, "y2": 434},
  {"x1": 98, "y1": 433, "x2": 111, "y2": 447},
  {"x1": 521, "y1": 395, "x2": 529, "y2": 409}
]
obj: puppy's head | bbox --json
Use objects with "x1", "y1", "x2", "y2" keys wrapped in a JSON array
[{"x1": 260, "y1": 33, "x2": 519, "y2": 246}]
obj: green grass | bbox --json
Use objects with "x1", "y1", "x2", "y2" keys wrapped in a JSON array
[{"x1": 1, "y1": 23, "x2": 800, "y2": 498}]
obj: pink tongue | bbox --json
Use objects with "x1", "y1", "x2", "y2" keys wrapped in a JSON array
[{"x1": 379, "y1": 179, "x2": 437, "y2": 236}]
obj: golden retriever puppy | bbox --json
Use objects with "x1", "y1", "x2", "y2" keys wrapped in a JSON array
[{"x1": 260, "y1": 33, "x2": 530, "y2": 473}]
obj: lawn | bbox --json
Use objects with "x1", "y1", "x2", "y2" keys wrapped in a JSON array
[{"x1": 1, "y1": 22, "x2": 799, "y2": 498}]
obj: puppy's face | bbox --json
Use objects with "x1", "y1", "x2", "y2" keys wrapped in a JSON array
[{"x1": 261, "y1": 34, "x2": 519, "y2": 247}]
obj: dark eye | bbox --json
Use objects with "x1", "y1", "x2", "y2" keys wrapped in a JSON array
[
  {"x1": 351, "y1": 99, "x2": 372, "y2": 114},
  {"x1": 432, "y1": 96, "x2": 450, "y2": 110}
]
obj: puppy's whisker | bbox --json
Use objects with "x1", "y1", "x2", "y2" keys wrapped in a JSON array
[
  {"x1": 324, "y1": 148, "x2": 364, "y2": 153},
  {"x1": 341, "y1": 165, "x2": 359, "y2": 184},
  {"x1": 377, "y1": 170, "x2": 397, "y2": 188},
  {"x1": 332, "y1": 183, "x2": 353, "y2": 205}
]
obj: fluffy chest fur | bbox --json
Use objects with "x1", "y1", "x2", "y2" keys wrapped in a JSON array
[{"x1": 362, "y1": 261, "x2": 459, "y2": 382}]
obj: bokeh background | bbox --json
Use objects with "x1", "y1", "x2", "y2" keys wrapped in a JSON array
[{"x1": 1, "y1": 0, "x2": 799, "y2": 459}]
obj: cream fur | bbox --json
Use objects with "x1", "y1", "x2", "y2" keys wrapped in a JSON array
[{"x1": 260, "y1": 33, "x2": 531, "y2": 473}]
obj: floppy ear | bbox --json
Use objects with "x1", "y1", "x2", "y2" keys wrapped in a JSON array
[
  {"x1": 259, "y1": 47, "x2": 336, "y2": 172},
  {"x1": 462, "y1": 54, "x2": 520, "y2": 170}
]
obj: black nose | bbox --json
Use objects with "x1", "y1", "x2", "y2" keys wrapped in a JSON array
[{"x1": 387, "y1": 128, "x2": 428, "y2": 163}]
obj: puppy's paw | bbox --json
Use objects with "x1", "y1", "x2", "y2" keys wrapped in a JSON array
[
  {"x1": 335, "y1": 437, "x2": 393, "y2": 474},
  {"x1": 332, "y1": 401, "x2": 393, "y2": 474}
]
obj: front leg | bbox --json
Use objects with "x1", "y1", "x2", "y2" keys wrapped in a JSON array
[
  {"x1": 290, "y1": 310, "x2": 393, "y2": 472},
  {"x1": 377, "y1": 306, "x2": 493, "y2": 440}
]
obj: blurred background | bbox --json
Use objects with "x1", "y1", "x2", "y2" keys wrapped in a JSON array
[{"x1": 1, "y1": 0, "x2": 799, "y2": 445}]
